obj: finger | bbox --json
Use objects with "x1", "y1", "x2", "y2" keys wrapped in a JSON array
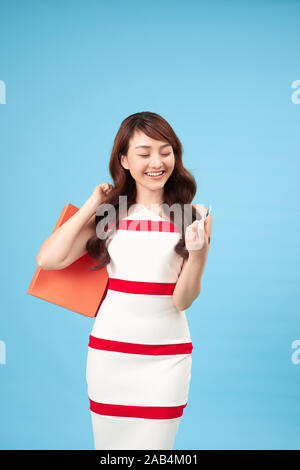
[
  {"x1": 197, "y1": 219, "x2": 204, "y2": 233},
  {"x1": 192, "y1": 220, "x2": 200, "y2": 231}
]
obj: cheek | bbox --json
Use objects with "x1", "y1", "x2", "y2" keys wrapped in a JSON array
[
  {"x1": 167, "y1": 157, "x2": 175, "y2": 171},
  {"x1": 140, "y1": 164, "x2": 150, "y2": 174},
  {"x1": 130, "y1": 164, "x2": 144, "y2": 175},
  {"x1": 131, "y1": 167, "x2": 145, "y2": 178}
]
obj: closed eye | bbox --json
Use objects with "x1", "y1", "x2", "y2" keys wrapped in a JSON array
[{"x1": 138, "y1": 153, "x2": 171, "y2": 157}]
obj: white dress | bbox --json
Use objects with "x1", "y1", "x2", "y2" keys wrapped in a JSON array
[{"x1": 85, "y1": 204, "x2": 201, "y2": 450}]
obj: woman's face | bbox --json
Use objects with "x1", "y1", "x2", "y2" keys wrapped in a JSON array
[{"x1": 120, "y1": 130, "x2": 175, "y2": 191}]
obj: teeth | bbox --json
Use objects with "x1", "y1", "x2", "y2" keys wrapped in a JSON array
[{"x1": 146, "y1": 171, "x2": 164, "y2": 176}]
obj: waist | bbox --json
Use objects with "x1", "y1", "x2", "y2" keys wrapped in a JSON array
[
  {"x1": 92, "y1": 289, "x2": 192, "y2": 345},
  {"x1": 107, "y1": 277, "x2": 176, "y2": 295},
  {"x1": 88, "y1": 335, "x2": 193, "y2": 354}
]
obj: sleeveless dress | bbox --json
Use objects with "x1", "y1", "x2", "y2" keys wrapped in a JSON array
[{"x1": 85, "y1": 204, "x2": 202, "y2": 450}]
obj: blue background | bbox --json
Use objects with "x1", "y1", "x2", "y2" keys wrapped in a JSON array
[{"x1": 0, "y1": 0, "x2": 299, "y2": 450}]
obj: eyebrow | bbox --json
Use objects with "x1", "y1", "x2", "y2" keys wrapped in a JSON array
[{"x1": 135, "y1": 144, "x2": 172, "y2": 149}]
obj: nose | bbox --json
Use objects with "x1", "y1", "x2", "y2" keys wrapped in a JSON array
[{"x1": 149, "y1": 154, "x2": 164, "y2": 169}]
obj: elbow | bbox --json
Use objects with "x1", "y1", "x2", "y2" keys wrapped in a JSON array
[
  {"x1": 175, "y1": 304, "x2": 186, "y2": 311},
  {"x1": 174, "y1": 302, "x2": 191, "y2": 311},
  {"x1": 173, "y1": 297, "x2": 190, "y2": 311},
  {"x1": 36, "y1": 253, "x2": 64, "y2": 271},
  {"x1": 36, "y1": 253, "x2": 45, "y2": 268},
  {"x1": 173, "y1": 289, "x2": 201, "y2": 311},
  {"x1": 36, "y1": 253, "x2": 51, "y2": 270}
]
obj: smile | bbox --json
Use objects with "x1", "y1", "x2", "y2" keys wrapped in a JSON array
[{"x1": 144, "y1": 171, "x2": 165, "y2": 179}]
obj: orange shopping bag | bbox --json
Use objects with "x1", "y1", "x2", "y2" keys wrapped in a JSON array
[{"x1": 27, "y1": 203, "x2": 109, "y2": 317}]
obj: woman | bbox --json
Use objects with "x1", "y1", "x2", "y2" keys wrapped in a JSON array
[{"x1": 36, "y1": 111, "x2": 212, "y2": 449}]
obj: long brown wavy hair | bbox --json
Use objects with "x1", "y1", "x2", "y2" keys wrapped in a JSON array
[{"x1": 86, "y1": 111, "x2": 203, "y2": 270}]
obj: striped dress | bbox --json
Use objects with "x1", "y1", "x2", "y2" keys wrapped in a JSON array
[{"x1": 86, "y1": 204, "x2": 197, "y2": 450}]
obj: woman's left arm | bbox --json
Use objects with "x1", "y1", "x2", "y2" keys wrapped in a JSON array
[{"x1": 172, "y1": 206, "x2": 212, "y2": 311}]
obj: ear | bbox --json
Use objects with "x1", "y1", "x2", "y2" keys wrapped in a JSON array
[{"x1": 120, "y1": 153, "x2": 129, "y2": 170}]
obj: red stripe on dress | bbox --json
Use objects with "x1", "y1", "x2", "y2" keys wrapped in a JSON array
[
  {"x1": 89, "y1": 398, "x2": 187, "y2": 419},
  {"x1": 109, "y1": 219, "x2": 180, "y2": 233},
  {"x1": 88, "y1": 335, "x2": 193, "y2": 355},
  {"x1": 108, "y1": 278, "x2": 176, "y2": 295}
]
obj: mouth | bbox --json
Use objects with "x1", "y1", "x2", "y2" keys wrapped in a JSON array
[{"x1": 144, "y1": 170, "x2": 166, "y2": 179}]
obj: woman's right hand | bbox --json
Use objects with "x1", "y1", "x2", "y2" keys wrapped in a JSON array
[{"x1": 91, "y1": 183, "x2": 114, "y2": 205}]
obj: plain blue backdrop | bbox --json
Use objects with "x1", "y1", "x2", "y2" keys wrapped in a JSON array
[{"x1": 0, "y1": 0, "x2": 299, "y2": 450}]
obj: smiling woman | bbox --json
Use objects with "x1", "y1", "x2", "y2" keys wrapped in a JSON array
[{"x1": 84, "y1": 111, "x2": 211, "y2": 450}]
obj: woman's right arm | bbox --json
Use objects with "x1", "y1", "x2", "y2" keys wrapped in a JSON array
[{"x1": 36, "y1": 184, "x2": 113, "y2": 270}]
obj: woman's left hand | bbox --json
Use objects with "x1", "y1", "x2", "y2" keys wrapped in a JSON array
[{"x1": 185, "y1": 214, "x2": 211, "y2": 254}]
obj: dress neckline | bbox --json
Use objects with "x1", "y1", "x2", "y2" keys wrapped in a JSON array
[
  {"x1": 125, "y1": 204, "x2": 168, "y2": 221},
  {"x1": 124, "y1": 202, "x2": 205, "y2": 222}
]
